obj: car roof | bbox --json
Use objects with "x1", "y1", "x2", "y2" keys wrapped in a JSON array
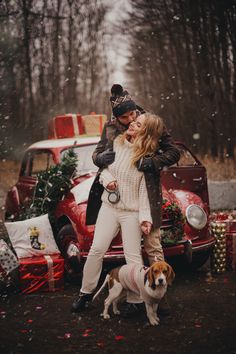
[{"x1": 27, "y1": 136, "x2": 100, "y2": 150}]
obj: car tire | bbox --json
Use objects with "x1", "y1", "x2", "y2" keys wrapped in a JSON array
[
  {"x1": 188, "y1": 250, "x2": 212, "y2": 270},
  {"x1": 168, "y1": 249, "x2": 212, "y2": 272},
  {"x1": 57, "y1": 224, "x2": 78, "y2": 250}
]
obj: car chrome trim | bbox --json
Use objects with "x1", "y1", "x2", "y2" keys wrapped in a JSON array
[
  {"x1": 192, "y1": 240, "x2": 215, "y2": 252},
  {"x1": 28, "y1": 136, "x2": 100, "y2": 149},
  {"x1": 186, "y1": 204, "x2": 207, "y2": 230},
  {"x1": 192, "y1": 177, "x2": 203, "y2": 181}
]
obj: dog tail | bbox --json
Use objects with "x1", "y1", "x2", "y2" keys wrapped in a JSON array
[{"x1": 92, "y1": 274, "x2": 110, "y2": 301}]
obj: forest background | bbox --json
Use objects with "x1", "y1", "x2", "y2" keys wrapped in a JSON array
[{"x1": 0, "y1": 0, "x2": 236, "y2": 184}]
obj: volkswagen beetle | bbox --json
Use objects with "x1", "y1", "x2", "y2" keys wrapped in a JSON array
[{"x1": 5, "y1": 133, "x2": 215, "y2": 273}]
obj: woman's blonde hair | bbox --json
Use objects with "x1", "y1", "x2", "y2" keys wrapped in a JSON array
[{"x1": 119, "y1": 112, "x2": 164, "y2": 165}]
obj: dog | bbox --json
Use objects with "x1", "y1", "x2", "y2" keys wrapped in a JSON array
[{"x1": 93, "y1": 261, "x2": 175, "y2": 326}]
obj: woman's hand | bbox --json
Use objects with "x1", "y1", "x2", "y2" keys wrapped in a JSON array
[
  {"x1": 106, "y1": 181, "x2": 118, "y2": 191},
  {"x1": 141, "y1": 221, "x2": 152, "y2": 235}
]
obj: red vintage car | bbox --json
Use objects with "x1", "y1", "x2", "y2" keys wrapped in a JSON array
[{"x1": 5, "y1": 131, "x2": 215, "y2": 272}]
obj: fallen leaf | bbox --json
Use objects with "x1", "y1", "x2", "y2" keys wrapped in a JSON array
[{"x1": 115, "y1": 335, "x2": 125, "y2": 341}]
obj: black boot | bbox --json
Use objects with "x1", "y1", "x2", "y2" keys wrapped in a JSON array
[{"x1": 71, "y1": 292, "x2": 93, "y2": 313}]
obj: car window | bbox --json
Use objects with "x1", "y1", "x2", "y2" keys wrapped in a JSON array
[
  {"x1": 61, "y1": 145, "x2": 98, "y2": 176},
  {"x1": 177, "y1": 147, "x2": 198, "y2": 166},
  {"x1": 22, "y1": 151, "x2": 55, "y2": 177}
]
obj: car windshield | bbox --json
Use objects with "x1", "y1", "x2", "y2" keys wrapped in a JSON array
[{"x1": 61, "y1": 144, "x2": 98, "y2": 176}]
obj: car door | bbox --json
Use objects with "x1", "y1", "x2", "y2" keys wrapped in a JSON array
[
  {"x1": 16, "y1": 149, "x2": 56, "y2": 207},
  {"x1": 161, "y1": 143, "x2": 209, "y2": 207}
]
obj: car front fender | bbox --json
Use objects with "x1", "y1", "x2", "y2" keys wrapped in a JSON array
[{"x1": 5, "y1": 186, "x2": 20, "y2": 220}]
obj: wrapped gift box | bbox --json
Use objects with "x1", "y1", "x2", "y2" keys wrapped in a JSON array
[
  {"x1": 19, "y1": 254, "x2": 64, "y2": 294},
  {"x1": 0, "y1": 239, "x2": 19, "y2": 275},
  {"x1": 0, "y1": 264, "x2": 6, "y2": 281},
  {"x1": 83, "y1": 114, "x2": 107, "y2": 135},
  {"x1": 48, "y1": 114, "x2": 85, "y2": 139},
  {"x1": 226, "y1": 219, "x2": 236, "y2": 233},
  {"x1": 226, "y1": 233, "x2": 236, "y2": 270},
  {"x1": 48, "y1": 113, "x2": 107, "y2": 139},
  {"x1": 211, "y1": 219, "x2": 236, "y2": 272},
  {"x1": 225, "y1": 219, "x2": 236, "y2": 271},
  {"x1": 211, "y1": 222, "x2": 227, "y2": 273}
]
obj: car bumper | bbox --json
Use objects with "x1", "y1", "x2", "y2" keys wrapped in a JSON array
[
  {"x1": 79, "y1": 250, "x2": 126, "y2": 264},
  {"x1": 163, "y1": 236, "x2": 215, "y2": 258},
  {"x1": 79, "y1": 237, "x2": 215, "y2": 263}
]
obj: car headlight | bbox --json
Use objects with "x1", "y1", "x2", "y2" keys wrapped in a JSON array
[{"x1": 186, "y1": 204, "x2": 207, "y2": 230}]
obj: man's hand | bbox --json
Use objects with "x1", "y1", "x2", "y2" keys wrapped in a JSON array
[
  {"x1": 137, "y1": 156, "x2": 155, "y2": 172},
  {"x1": 96, "y1": 149, "x2": 115, "y2": 166},
  {"x1": 141, "y1": 221, "x2": 152, "y2": 235}
]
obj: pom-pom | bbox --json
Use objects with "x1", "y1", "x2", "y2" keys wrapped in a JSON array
[{"x1": 111, "y1": 84, "x2": 123, "y2": 96}]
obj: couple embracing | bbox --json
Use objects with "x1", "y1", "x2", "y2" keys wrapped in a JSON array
[{"x1": 72, "y1": 84, "x2": 180, "y2": 316}]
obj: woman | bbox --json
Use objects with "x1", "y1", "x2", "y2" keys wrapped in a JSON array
[{"x1": 72, "y1": 112, "x2": 164, "y2": 313}]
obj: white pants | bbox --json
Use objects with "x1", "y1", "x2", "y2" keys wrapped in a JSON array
[{"x1": 81, "y1": 203, "x2": 143, "y2": 303}]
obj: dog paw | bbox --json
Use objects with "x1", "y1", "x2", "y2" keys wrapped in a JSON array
[
  {"x1": 114, "y1": 310, "x2": 120, "y2": 315},
  {"x1": 102, "y1": 313, "x2": 110, "y2": 319},
  {"x1": 149, "y1": 317, "x2": 160, "y2": 326}
]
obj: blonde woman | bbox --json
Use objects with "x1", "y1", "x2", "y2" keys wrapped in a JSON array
[{"x1": 72, "y1": 113, "x2": 167, "y2": 314}]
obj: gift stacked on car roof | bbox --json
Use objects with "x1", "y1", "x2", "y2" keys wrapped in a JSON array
[
  {"x1": 48, "y1": 112, "x2": 107, "y2": 138},
  {"x1": 210, "y1": 212, "x2": 236, "y2": 273}
]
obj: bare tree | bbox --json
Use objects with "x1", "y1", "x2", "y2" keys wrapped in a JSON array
[
  {"x1": 125, "y1": 0, "x2": 236, "y2": 161},
  {"x1": 0, "y1": 0, "x2": 111, "y2": 158}
]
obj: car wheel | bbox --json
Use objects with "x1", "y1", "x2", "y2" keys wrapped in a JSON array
[
  {"x1": 188, "y1": 250, "x2": 212, "y2": 270},
  {"x1": 57, "y1": 224, "x2": 76, "y2": 242},
  {"x1": 167, "y1": 249, "x2": 212, "y2": 272}
]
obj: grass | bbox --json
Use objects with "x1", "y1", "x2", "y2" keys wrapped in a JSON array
[
  {"x1": 198, "y1": 155, "x2": 236, "y2": 181},
  {"x1": 0, "y1": 160, "x2": 21, "y2": 193},
  {"x1": 0, "y1": 156, "x2": 235, "y2": 194}
]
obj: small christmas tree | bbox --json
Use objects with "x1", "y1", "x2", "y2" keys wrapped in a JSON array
[{"x1": 18, "y1": 148, "x2": 78, "y2": 221}]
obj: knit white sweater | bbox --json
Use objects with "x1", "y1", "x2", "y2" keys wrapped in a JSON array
[{"x1": 99, "y1": 137, "x2": 152, "y2": 224}]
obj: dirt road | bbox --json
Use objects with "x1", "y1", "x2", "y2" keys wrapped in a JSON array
[{"x1": 0, "y1": 265, "x2": 236, "y2": 354}]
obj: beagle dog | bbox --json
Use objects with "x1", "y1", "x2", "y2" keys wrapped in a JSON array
[{"x1": 93, "y1": 261, "x2": 175, "y2": 326}]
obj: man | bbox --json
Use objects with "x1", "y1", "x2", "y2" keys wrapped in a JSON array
[{"x1": 72, "y1": 84, "x2": 180, "y2": 316}]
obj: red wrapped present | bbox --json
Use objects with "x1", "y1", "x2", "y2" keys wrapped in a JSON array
[
  {"x1": 48, "y1": 113, "x2": 107, "y2": 139},
  {"x1": 226, "y1": 233, "x2": 236, "y2": 270},
  {"x1": 48, "y1": 114, "x2": 85, "y2": 139},
  {"x1": 226, "y1": 219, "x2": 236, "y2": 271},
  {"x1": 19, "y1": 254, "x2": 64, "y2": 294},
  {"x1": 226, "y1": 219, "x2": 236, "y2": 233}
]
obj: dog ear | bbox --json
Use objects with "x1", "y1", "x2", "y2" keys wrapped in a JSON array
[
  {"x1": 147, "y1": 268, "x2": 156, "y2": 290},
  {"x1": 166, "y1": 264, "x2": 175, "y2": 285}
]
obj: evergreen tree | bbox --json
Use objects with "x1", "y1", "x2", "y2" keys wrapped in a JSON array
[{"x1": 18, "y1": 148, "x2": 78, "y2": 221}]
